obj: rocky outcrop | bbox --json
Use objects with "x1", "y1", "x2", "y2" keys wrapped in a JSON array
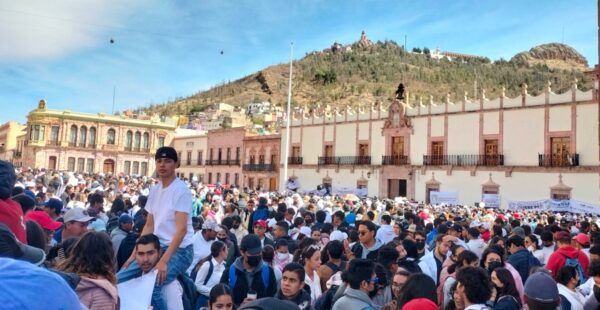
[{"x1": 511, "y1": 43, "x2": 588, "y2": 69}]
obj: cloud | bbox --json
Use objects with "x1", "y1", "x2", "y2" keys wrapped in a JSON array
[{"x1": 0, "y1": 0, "x2": 143, "y2": 61}]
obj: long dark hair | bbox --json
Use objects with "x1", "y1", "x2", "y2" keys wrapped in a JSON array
[
  {"x1": 208, "y1": 283, "x2": 232, "y2": 308},
  {"x1": 396, "y1": 273, "x2": 437, "y2": 308},
  {"x1": 493, "y1": 267, "x2": 522, "y2": 307},
  {"x1": 56, "y1": 231, "x2": 116, "y2": 284},
  {"x1": 447, "y1": 250, "x2": 478, "y2": 275},
  {"x1": 25, "y1": 220, "x2": 47, "y2": 252}
]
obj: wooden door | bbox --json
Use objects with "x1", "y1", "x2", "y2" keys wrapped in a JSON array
[
  {"x1": 484, "y1": 139, "x2": 498, "y2": 165},
  {"x1": 431, "y1": 141, "x2": 444, "y2": 165},
  {"x1": 269, "y1": 177, "x2": 277, "y2": 191},
  {"x1": 551, "y1": 137, "x2": 570, "y2": 166},
  {"x1": 391, "y1": 137, "x2": 404, "y2": 157},
  {"x1": 48, "y1": 156, "x2": 57, "y2": 170},
  {"x1": 103, "y1": 159, "x2": 115, "y2": 174}
]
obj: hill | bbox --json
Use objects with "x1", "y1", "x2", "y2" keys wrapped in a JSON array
[{"x1": 137, "y1": 33, "x2": 594, "y2": 116}]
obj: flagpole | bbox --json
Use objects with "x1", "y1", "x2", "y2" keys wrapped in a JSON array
[{"x1": 282, "y1": 42, "x2": 293, "y2": 192}]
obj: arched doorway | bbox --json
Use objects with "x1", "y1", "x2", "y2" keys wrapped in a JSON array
[{"x1": 103, "y1": 159, "x2": 115, "y2": 174}]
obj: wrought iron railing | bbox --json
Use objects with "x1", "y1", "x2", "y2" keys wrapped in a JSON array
[
  {"x1": 382, "y1": 155, "x2": 409, "y2": 165},
  {"x1": 287, "y1": 157, "x2": 303, "y2": 165},
  {"x1": 318, "y1": 156, "x2": 371, "y2": 166},
  {"x1": 243, "y1": 164, "x2": 275, "y2": 171},
  {"x1": 423, "y1": 154, "x2": 504, "y2": 166},
  {"x1": 538, "y1": 154, "x2": 579, "y2": 167}
]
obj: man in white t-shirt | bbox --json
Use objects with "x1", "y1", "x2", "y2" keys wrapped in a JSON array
[{"x1": 118, "y1": 146, "x2": 194, "y2": 310}]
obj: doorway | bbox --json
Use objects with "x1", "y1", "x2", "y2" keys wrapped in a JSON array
[
  {"x1": 48, "y1": 156, "x2": 57, "y2": 170},
  {"x1": 103, "y1": 159, "x2": 115, "y2": 174},
  {"x1": 269, "y1": 177, "x2": 277, "y2": 191},
  {"x1": 388, "y1": 179, "x2": 407, "y2": 198},
  {"x1": 551, "y1": 137, "x2": 570, "y2": 166}
]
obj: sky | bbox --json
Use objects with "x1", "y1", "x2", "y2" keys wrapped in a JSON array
[{"x1": 0, "y1": 0, "x2": 597, "y2": 124}]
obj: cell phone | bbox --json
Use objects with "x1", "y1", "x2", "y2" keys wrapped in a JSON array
[{"x1": 247, "y1": 290, "x2": 257, "y2": 301}]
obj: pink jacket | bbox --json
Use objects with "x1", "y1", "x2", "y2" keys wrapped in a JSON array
[{"x1": 76, "y1": 277, "x2": 118, "y2": 310}]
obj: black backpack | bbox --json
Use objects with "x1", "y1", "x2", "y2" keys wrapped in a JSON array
[
  {"x1": 116, "y1": 232, "x2": 138, "y2": 270},
  {"x1": 106, "y1": 216, "x2": 119, "y2": 234},
  {"x1": 177, "y1": 273, "x2": 199, "y2": 310}
]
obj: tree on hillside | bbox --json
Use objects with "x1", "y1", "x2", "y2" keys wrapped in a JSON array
[{"x1": 412, "y1": 47, "x2": 422, "y2": 53}]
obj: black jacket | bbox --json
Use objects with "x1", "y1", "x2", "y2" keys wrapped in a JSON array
[{"x1": 275, "y1": 288, "x2": 313, "y2": 310}]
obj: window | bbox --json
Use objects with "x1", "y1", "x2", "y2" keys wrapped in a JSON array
[
  {"x1": 259, "y1": 155, "x2": 265, "y2": 164},
  {"x1": 79, "y1": 126, "x2": 87, "y2": 146},
  {"x1": 189, "y1": 173, "x2": 194, "y2": 181},
  {"x1": 133, "y1": 161, "x2": 140, "y2": 175},
  {"x1": 86, "y1": 159, "x2": 94, "y2": 174},
  {"x1": 69, "y1": 125, "x2": 77, "y2": 145},
  {"x1": 209, "y1": 148, "x2": 214, "y2": 160},
  {"x1": 216, "y1": 173, "x2": 221, "y2": 183},
  {"x1": 50, "y1": 126, "x2": 60, "y2": 144},
  {"x1": 218, "y1": 148, "x2": 222, "y2": 161},
  {"x1": 484, "y1": 139, "x2": 499, "y2": 165},
  {"x1": 225, "y1": 173, "x2": 230, "y2": 184},
  {"x1": 431, "y1": 141, "x2": 444, "y2": 165},
  {"x1": 67, "y1": 157, "x2": 76, "y2": 171},
  {"x1": 236, "y1": 147, "x2": 240, "y2": 160},
  {"x1": 124, "y1": 161, "x2": 131, "y2": 175},
  {"x1": 158, "y1": 136, "x2": 165, "y2": 148},
  {"x1": 107, "y1": 129, "x2": 116, "y2": 145},
  {"x1": 551, "y1": 137, "x2": 570, "y2": 166},
  {"x1": 178, "y1": 152, "x2": 182, "y2": 162},
  {"x1": 248, "y1": 178, "x2": 255, "y2": 189},
  {"x1": 187, "y1": 151, "x2": 192, "y2": 166},
  {"x1": 77, "y1": 158, "x2": 85, "y2": 172},
  {"x1": 134, "y1": 132, "x2": 141, "y2": 150},
  {"x1": 142, "y1": 133, "x2": 149, "y2": 150},
  {"x1": 126, "y1": 131, "x2": 133, "y2": 148},
  {"x1": 250, "y1": 155, "x2": 256, "y2": 164},
  {"x1": 199, "y1": 174, "x2": 204, "y2": 182},
  {"x1": 141, "y1": 162, "x2": 148, "y2": 176},
  {"x1": 227, "y1": 148, "x2": 231, "y2": 161},
  {"x1": 271, "y1": 154, "x2": 276, "y2": 165},
  {"x1": 208, "y1": 173, "x2": 213, "y2": 184},
  {"x1": 186, "y1": 142, "x2": 194, "y2": 147},
  {"x1": 89, "y1": 127, "x2": 96, "y2": 146},
  {"x1": 234, "y1": 173, "x2": 239, "y2": 186},
  {"x1": 197, "y1": 151, "x2": 203, "y2": 165}
]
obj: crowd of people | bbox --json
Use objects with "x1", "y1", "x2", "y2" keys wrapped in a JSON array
[{"x1": 2, "y1": 147, "x2": 600, "y2": 310}]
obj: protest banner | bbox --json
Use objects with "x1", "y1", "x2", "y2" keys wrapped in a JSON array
[{"x1": 430, "y1": 191, "x2": 459, "y2": 205}]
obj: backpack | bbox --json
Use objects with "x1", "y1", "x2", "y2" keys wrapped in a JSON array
[
  {"x1": 228, "y1": 263, "x2": 271, "y2": 290},
  {"x1": 191, "y1": 259, "x2": 214, "y2": 285},
  {"x1": 177, "y1": 273, "x2": 199, "y2": 310},
  {"x1": 325, "y1": 261, "x2": 346, "y2": 274},
  {"x1": 564, "y1": 253, "x2": 587, "y2": 284},
  {"x1": 106, "y1": 216, "x2": 119, "y2": 234},
  {"x1": 116, "y1": 232, "x2": 138, "y2": 270}
]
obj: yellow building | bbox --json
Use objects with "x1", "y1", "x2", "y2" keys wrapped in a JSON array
[
  {"x1": 0, "y1": 121, "x2": 26, "y2": 163},
  {"x1": 21, "y1": 100, "x2": 176, "y2": 175}
]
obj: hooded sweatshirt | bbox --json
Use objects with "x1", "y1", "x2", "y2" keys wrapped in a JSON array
[
  {"x1": 274, "y1": 288, "x2": 312, "y2": 310},
  {"x1": 375, "y1": 224, "x2": 396, "y2": 244},
  {"x1": 466, "y1": 238, "x2": 486, "y2": 259},
  {"x1": 546, "y1": 245, "x2": 589, "y2": 281},
  {"x1": 332, "y1": 288, "x2": 376, "y2": 310},
  {"x1": 76, "y1": 277, "x2": 118, "y2": 310},
  {"x1": 352, "y1": 239, "x2": 383, "y2": 260}
]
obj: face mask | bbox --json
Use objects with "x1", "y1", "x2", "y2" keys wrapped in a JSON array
[
  {"x1": 246, "y1": 255, "x2": 262, "y2": 267},
  {"x1": 276, "y1": 252, "x2": 289, "y2": 260},
  {"x1": 218, "y1": 237, "x2": 228, "y2": 243},
  {"x1": 416, "y1": 241, "x2": 425, "y2": 250},
  {"x1": 232, "y1": 224, "x2": 240, "y2": 230}
]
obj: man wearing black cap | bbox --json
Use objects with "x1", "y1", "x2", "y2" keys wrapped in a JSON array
[
  {"x1": 221, "y1": 234, "x2": 277, "y2": 307},
  {"x1": 119, "y1": 146, "x2": 194, "y2": 310}
]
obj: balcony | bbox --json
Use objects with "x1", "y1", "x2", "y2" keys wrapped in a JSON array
[
  {"x1": 538, "y1": 154, "x2": 579, "y2": 167},
  {"x1": 205, "y1": 159, "x2": 241, "y2": 166},
  {"x1": 382, "y1": 155, "x2": 409, "y2": 165},
  {"x1": 243, "y1": 164, "x2": 275, "y2": 172},
  {"x1": 318, "y1": 156, "x2": 372, "y2": 166},
  {"x1": 287, "y1": 157, "x2": 303, "y2": 165},
  {"x1": 423, "y1": 154, "x2": 504, "y2": 166}
]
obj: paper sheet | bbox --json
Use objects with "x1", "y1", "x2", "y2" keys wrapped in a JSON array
[{"x1": 117, "y1": 269, "x2": 157, "y2": 310}]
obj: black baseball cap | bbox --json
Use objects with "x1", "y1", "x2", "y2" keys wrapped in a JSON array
[
  {"x1": 155, "y1": 147, "x2": 178, "y2": 162},
  {"x1": 0, "y1": 224, "x2": 45, "y2": 265},
  {"x1": 240, "y1": 234, "x2": 262, "y2": 255}
]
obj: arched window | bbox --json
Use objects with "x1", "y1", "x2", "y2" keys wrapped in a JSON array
[
  {"x1": 79, "y1": 126, "x2": 87, "y2": 146},
  {"x1": 134, "y1": 131, "x2": 141, "y2": 150},
  {"x1": 126, "y1": 131, "x2": 133, "y2": 148},
  {"x1": 89, "y1": 127, "x2": 96, "y2": 146},
  {"x1": 107, "y1": 128, "x2": 116, "y2": 145},
  {"x1": 69, "y1": 125, "x2": 78, "y2": 145},
  {"x1": 142, "y1": 132, "x2": 149, "y2": 150}
]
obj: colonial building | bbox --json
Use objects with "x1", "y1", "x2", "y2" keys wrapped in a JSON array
[
  {"x1": 20, "y1": 100, "x2": 176, "y2": 175},
  {"x1": 170, "y1": 128, "x2": 208, "y2": 182},
  {"x1": 243, "y1": 134, "x2": 280, "y2": 191},
  {"x1": 0, "y1": 121, "x2": 26, "y2": 164},
  {"x1": 205, "y1": 127, "x2": 245, "y2": 186},
  {"x1": 280, "y1": 81, "x2": 600, "y2": 208}
]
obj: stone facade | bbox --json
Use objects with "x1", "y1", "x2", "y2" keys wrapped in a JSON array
[
  {"x1": 20, "y1": 100, "x2": 176, "y2": 175},
  {"x1": 243, "y1": 134, "x2": 280, "y2": 191},
  {"x1": 0, "y1": 121, "x2": 25, "y2": 164},
  {"x1": 170, "y1": 129, "x2": 208, "y2": 182},
  {"x1": 205, "y1": 127, "x2": 245, "y2": 186}
]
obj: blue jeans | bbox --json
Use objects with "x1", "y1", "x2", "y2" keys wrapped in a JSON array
[{"x1": 117, "y1": 244, "x2": 193, "y2": 310}]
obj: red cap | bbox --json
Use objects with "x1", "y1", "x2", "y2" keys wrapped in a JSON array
[
  {"x1": 573, "y1": 233, "x2": 590, "y2": 246},
  {"x1": 0, "y1": 199, "x2": 27, "y2": 244},
  {"x1": 254, "y1": 220, "x2": 267, "y2": 229},
  {"x1": 401, "y1": 298, "x2": 438, "y2": 310},
  {"x1": 25, "y1": 211, "x2": 62, "y2": 230}
]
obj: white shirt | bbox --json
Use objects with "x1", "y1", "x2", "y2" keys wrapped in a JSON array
[
  {"x1": 146, "y1": 178, "x2": 194, "y2": 248},
  {"x1": 188, "y1": 232, "x2": 214, "y2": 274},
  {"x1": 304, "y1": 270, "x2": 322, "y2": 305},
  {"x1": 194, "y1": 258, "x2": 226, "y2": 296},
  {"x1": 539, "y1": 244, "x2": 555, "y2": 265}
]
